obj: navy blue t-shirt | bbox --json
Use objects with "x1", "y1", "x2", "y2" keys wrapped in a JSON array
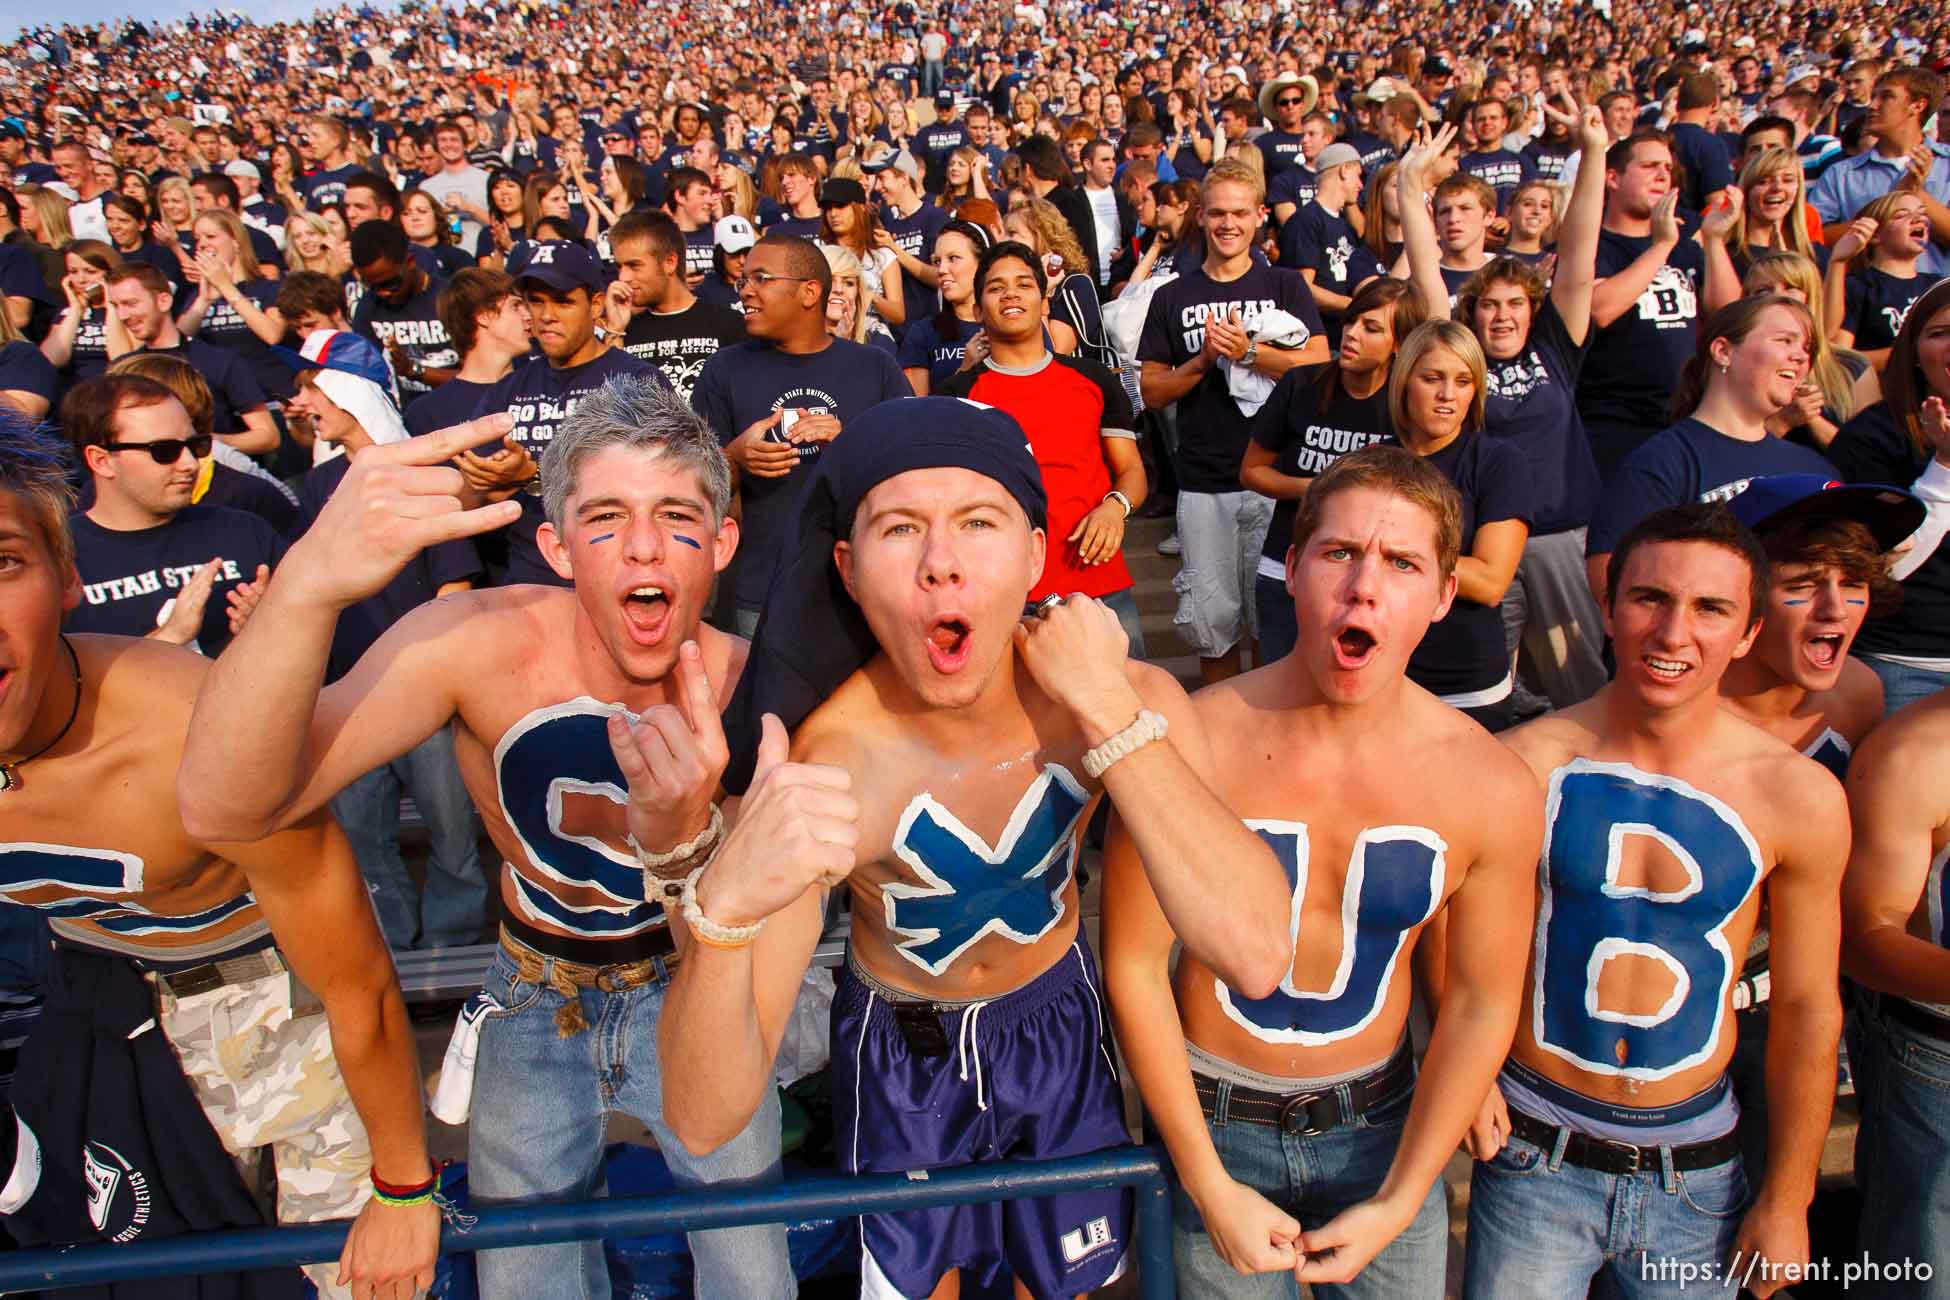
[
  {"x1": 1482, "y1": 301, "x2": 1599, "y2": 535},
  {"x1": 1459, "y1": 148, "x2": 1536, "y2": 211},
  {"x1": 681, "y1": 226, "x2": 717, "y2": 281},
  {"x1": 1248, "y1": 364, "x2": 1393, "y2": 565},
  {"x1": 58, "y1": 309, "x2": 112, "y2": 388},
  {"x1": 1579, "y1": 230, "x2": 1706, "y2": 458},
  {"x1": 351, "y1": 275, "x2": 457, "y2": 405},
  {"x1": 190, "y1": 279, "x2": 291, "y2": 401},
  {"x1": 1586, "y1": 416, "x2": 1837, "y2": 555},
  {"x1": 898, "y1": 314, "x2": 982, "y2": 389},
  {"x1": 1670, "y1": 122, "x2": 1734, "y2": 215},
  {"x1": 1829, "y1": 402, "x2": 1949, "y2": 659},
  {"x1": 1278, "y1": 202, "x2": 1381, "y2": 338},
  {"x1": 1844, "y1": 267, "x2": 1937, "y2": 354},
  {"x1": 0, "y1": 342, "x2": 57, "y2": 411},
  {"x1": 299, "y1": 455, "x2": 482, "y2": 681},
  {"x1": 1402, "y1": 431, "x2": 1533, "y2": 697},
  {"x1": 1267, "y1": 164, "x2": 1318, "y2": 215},
  {"x1": 767, "y1": 214, "x2": 822, "y2": 240},
  {"x1": 1256, "y1": 131, "x2": 1307, "y2": 177},
  {"x1": 403, "y1": 372, "x2": 525, "y2": 438},
  {"x1": 691, "y1": 338, "x2": 913, "y2": 610},
  {"x1": 479, "y1": 347, "x2": 664, "y2": 586},
  {"x1": 66, "y1": 505, "x2": 286, "y2": 657},
  {"x1": 129, "y1": 339, "x2": 268, "y2": 436},
  {"x1": 301, "y1": 164, "x2": 364, "y2": 211},
  {"x1": 201, "y1": 461, "x2": 302, "y2": 540},
  {"x1": 1136, "y1": 263, "x2": 1322, "y2": 494},
  {"x1": 880, "y1": 201, "x2": 952, "y2": 324},
  {"x1": 1522, "y1": 139, "x2": 1576, "y2": 183}
]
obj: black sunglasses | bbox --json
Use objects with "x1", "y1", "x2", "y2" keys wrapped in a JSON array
[
  {"x1": 102, "y1": 434, "x2": 213, "y2": 465},
  {"x1": 1277, "y1": 96, "x2": 1308, "y2": 106}
]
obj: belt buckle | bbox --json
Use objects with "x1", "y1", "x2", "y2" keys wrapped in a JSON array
[
  {"x1": 1598, "y1": 1138, "x2": 1643, "y2": 1174},
  {"x1": 1278, "y1": 1092, "x2": 1327, "y2": 1136}
]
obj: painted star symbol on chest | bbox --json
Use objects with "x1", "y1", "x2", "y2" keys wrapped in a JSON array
[{"x1": 881, "y1": 765, "x2": 1091, "y2": 976}]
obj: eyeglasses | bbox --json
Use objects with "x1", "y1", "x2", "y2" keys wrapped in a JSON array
[
  {"x1": 1276, "y1": 96, "x2": 1308, "y2": 107},
  {"x1": 735, "y1": 271, "x2": 814, "y2": 291},
  {"x1": 102, "y1": 434, "x2": 213, "y2": 465}
]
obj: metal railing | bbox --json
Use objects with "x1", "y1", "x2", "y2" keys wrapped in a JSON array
[{"x1": 0, "y1": 1146, "x2": 1176, "y2": 1297}]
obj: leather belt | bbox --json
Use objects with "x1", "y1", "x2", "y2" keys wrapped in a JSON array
[
  {"x1": 1505, "y1": 1105, "x2": 1740, "y2": 1176},
  {"x1": 1194, "y1": 1043, "x2": 1414, "y2": 1136},
  {"x1": 157, "y1": 947, "x2": 287, "y2": 999},
  {"x1": 1877, "y1": 993, "x2": 1950, "y2": 1043}
]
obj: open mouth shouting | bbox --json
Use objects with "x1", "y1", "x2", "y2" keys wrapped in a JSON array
[
  {"x1": 926, "y1": 613, "x2": 974, "y2": 674},
  {"x1": 1803, "y1": 631, "x2": 1846, "y2": 673},
  {"x1": 1332, "y1": 623, "x2": 1379, "y2": 671},
  {"x1": 620, "y1": 583, "x2": 673, "y2": 645}
]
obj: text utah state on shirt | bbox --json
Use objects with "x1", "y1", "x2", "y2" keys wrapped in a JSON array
[{"x1": 83, "y1": 558, "x2": 249, "y2": 606}]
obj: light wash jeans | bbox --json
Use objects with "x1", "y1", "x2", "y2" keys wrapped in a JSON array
[
  {"x1": 1853, "y1": 999, "x2": 1950, "y2": 1299},
  {"x1": 1172, "y1": 1086, "x2": 1448, "y2": 1299},
  {"x1": 1463, "y1": 1114, "x2": 1750, "y2": 1297},
  {"x1": 328, "y1": 729, "x2": 486, "y2": 950},
  {"x1": 1860, "y1": 655, "x2": 1950, "y2": 717},
  {"x1": 467, "y1": 944, "x2": 795, "y2": 1299}
]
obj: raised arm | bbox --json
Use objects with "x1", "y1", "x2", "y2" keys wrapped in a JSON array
[
  {"x1": 1297, "y1": 751, "x2": 1541, "y2": 1286},
  {"x1": 1591, "y1": 192, "x2": 1679, "y2": 328},
  {"x1": 177, "y1": 416, "x2": 521, "y2": 840},
  {"x1": 1099, "y1": 801, "x2": 1301, "y2": 1276},
  {"x1": 1398, "y1": 122, "x2": 1459, "y2": 321},
  {"x1": 1549, "y1": 101, "x2": 1611, "y2": 345},
  {"x1": 1016, "y1": 599, "x2": 1292, "y2": 994},
  {"x1": 660, "y1": 714, "x2": 857, "y2": 1154}
]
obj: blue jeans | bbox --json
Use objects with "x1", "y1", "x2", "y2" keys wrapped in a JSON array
[
  {"x1": 329, "y1": 729, "x2": 486, "y2": 950},
  {"x1": 468, "y1": 945, "x2": 795, "y2": 1300},
  {"x1": 1255, "y1": 573, "x2": 1296, "y2": 666},
  {"x1": 1853, "y1": 1001, "x2": 1950, "y2": 1298},
  {"x1": 1172, "y1": 1087, "x2": 1448, "y2": 1299},
  {"x1": 1464, "y1": 1119, "x2": 1750, "y2": 1297},
  {"x1": 1098, "y1": 585, "x2": 1147, "y2": 660},
  {"x1": 1861, "y1": 656, "x2": 1950, "y2": 717}
]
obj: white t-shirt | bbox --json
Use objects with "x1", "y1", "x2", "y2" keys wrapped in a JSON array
[
  {"x1": 1084, "y1": 184, "x2": 1120, "y2": 285},
  {"x1": 421, "y1": 165, "x2": 491, "y2": 253}
]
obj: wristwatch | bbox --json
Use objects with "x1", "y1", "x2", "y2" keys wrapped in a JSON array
[{"x1": 1241, "y1": 338, "x2": 1259, "y2": 369}]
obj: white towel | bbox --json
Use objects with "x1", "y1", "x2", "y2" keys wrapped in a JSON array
[{"x1": 1223, "y1": 308, "x2": 1314, "y2": 418}]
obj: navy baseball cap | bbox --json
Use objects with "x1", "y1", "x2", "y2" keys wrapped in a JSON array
[
  {"x1": 508, "y1": 240, "x2": 604, "y2": 295},
  {"x1": 1726, "y1": 475, "x2": 1926, "y2": 553}
]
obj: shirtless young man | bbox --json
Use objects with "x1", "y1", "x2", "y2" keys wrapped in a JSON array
[
  {"x1": 1718, "y1": 475, "x2": 1923, "y2": 778},
  {"x1": 176, "y1": 377, "x2": 796, "y2": 1300},
  {"x1": 1102, "y1": 446, "x2": 1544, "y2": 1297},
  {"x1": 1841, "y1": 688, "x2": 1950, "y2": 1298},
  {"x1": 1714, "y1": 474, "x2": 1921, "y2": 1179},
  {"x1": 655, "y1": 397, "x2": 1296, "y2": 1299},
  {"x1": 0, "y1": 402, "x2": 436, "y2": 1300},
  {"x1": 1465, "y1": 503, "x2": 1851, "y2": 1300}
]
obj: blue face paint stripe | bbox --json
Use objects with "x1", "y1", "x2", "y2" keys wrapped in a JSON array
[
  {"x1": 672, "y1": 534, "x2": 703, "y2": 550},
  {"x1": 1780, "y1": 598, "x2": 1809, "y2": 606},
  {"x1": 588, "y1": 533, "x2": 616, "y2": 545},
  {"x1": 1846, "y1": 598, "x2": 1868, "y2": 606}
]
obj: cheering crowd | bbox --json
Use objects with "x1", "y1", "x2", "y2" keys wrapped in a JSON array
[{"x1": 3, "y1": 0, "x2": 1950, "y2": 1295}]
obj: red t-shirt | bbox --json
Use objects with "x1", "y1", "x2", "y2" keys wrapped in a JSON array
[{"x1": 939, "y1": 353, "x2": 1139, "y2": 601}]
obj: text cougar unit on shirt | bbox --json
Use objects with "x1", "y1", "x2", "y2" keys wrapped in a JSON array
[{"x1": 1178, "y1": 298, "x2": 1279, "y2": 353}]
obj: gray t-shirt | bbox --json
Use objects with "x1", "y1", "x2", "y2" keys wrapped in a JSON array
[{"x1": 420, "y1": 164, "x2": 491, "y2": 252}]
